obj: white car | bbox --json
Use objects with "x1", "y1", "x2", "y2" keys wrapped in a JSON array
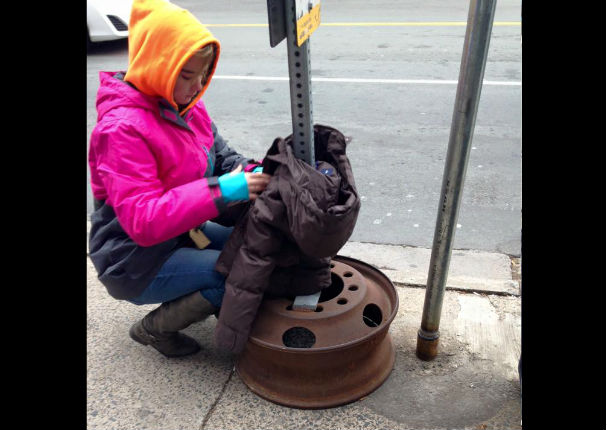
[{"x1": 87, "y1": 0, "x2": 132, "y2": 45}]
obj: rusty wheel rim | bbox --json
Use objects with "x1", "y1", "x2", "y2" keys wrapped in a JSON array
[{"x1": 235, "y1": 255, "x2": 399, "y2": 409}]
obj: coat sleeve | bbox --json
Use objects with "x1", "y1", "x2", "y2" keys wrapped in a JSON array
[
  {"x1": 91, "y1": 120, "x2": 225, "y2": 247},
  {"x1": 211, "y1": 122, "x2": 258, "y2": 175},
  {"x1": 213, "y1": 203, "x2": 283, "y2": 354}
]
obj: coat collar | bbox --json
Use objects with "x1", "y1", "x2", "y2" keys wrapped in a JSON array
[{"x1": 110, "y1": 71, "x2": 194, "y2": 131}]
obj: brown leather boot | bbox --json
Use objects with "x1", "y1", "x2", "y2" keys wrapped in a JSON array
[{"x1": 129, "y1": 291, "x2": 217, "y2": 357}]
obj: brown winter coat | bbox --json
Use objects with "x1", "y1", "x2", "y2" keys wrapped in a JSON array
[{"x1": 213, "y1": 125, "x2": 360, "y2": 353}]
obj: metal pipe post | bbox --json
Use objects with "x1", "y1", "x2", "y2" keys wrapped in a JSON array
[
  {"x1": 416, "y1": 0, "x2": 497, "y2": 361},
  {"x1": 284, "y1": 0, "x2": 315, "y2": 165}
]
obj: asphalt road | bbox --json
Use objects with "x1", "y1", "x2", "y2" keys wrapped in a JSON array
[{"x1": 86, "y1": 0, "x2": 521, "y2": 256}]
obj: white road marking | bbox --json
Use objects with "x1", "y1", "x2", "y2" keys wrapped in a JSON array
[{"x1": 213, "y1": 75, "x2": 521, "y2": 86}]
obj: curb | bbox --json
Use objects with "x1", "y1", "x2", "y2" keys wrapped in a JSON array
[{"x1": 86, "y1": 219, "x2": 520, "y2": 296}]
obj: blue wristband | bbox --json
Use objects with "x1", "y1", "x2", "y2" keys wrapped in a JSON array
[
  {"x1": 253, "y1": 166, "x2": 264, "y2": 173},
  {"x1": 218, "y1": 172, "x2": 249, "y2": 203}
]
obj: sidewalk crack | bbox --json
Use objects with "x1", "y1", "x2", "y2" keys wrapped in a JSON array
[
  {"x1": 394, "y1": 281, "x2": 520, "y2": 297},
  {"x1": 200, "y1": 366, "x2": 235, "y2": 430}
]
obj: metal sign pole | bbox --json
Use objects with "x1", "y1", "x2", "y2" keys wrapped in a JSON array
[
  {"x1": 266, "y1": 0, "x2": 321, "y2": 310},
  {"x1": 284, "y1": 0, "x2": 315, "y2": 166},
  {"x1": 416, "y1": 0, "x2": 497, "y2": 361},
  {"x1": 285, "y1": 2, "x2": 320, "y2": 309},
  {"x1": 267, "y1": 0, "x2": 320, "y2": 165}
]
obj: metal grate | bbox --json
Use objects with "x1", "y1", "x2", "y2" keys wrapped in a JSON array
[{"x1": 107, "y1": 15, "x2": 128, "y2": 32}]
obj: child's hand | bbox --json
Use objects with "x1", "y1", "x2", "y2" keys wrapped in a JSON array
[{"x1": 230, "y1": 165, "x2": 271, "y2": 201}]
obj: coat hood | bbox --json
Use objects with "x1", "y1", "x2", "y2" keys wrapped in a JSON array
[
  {"x1": 259, "y1": 125, "x2": 361, "y2": 258},
  {"x1": 124, "y1": 0, "x2": 220, "y2": 114}
]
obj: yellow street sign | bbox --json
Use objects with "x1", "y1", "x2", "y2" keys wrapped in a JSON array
[{"x1": 296, "y1": 1, "x2": 321, "y2": 46}]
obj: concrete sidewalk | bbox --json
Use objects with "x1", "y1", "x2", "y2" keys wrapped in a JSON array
[{"x1": 87, "y1": 236, "x2": 521, "y2": 429}]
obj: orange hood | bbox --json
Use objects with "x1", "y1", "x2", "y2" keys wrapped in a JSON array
[{"x1": 124, "y1": 0, "x2": 220, "y2": 114}]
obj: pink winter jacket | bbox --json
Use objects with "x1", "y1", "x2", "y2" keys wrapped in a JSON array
[
  {"x1": 88, "y1": 71, "x2": 256, "y2": 300},
  {"x1": 90, "y1": 71, "x2": 227, "y2": 247}
]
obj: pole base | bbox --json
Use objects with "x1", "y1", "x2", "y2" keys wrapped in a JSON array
[{"x1": 416, "y1": 329, "x2": 439, "y2": 361}]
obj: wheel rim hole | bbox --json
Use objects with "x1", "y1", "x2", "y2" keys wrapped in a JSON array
[
  {"x1": 363, "y1": 303, "x2": 383, "y2": 327},
  {"x1": 282, "y1": 327, "x2": 316, "y2": 348}
]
